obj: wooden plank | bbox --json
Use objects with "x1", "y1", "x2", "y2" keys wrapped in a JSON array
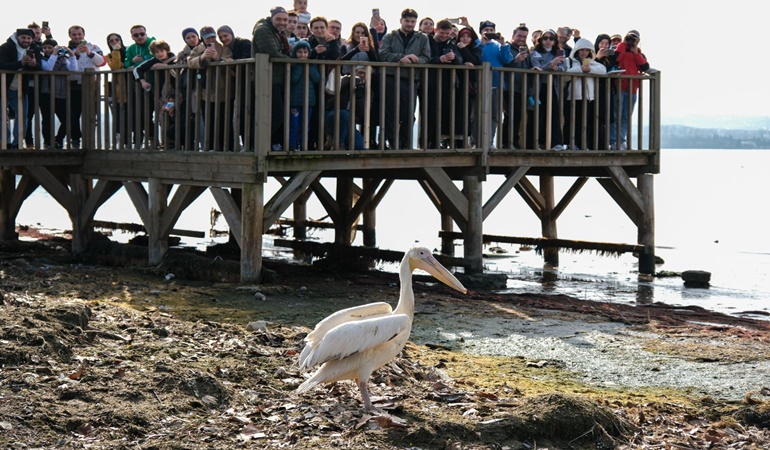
[
  {"x1": 464, "y1": 175, "x2": 483, "y2": 274},
  {"x1": 10, "y1": 174, "x2": 40, "y2": 219},
  {"x1": 482, "y1": 166, "x2": 530, "y2": 221},
  {"x1": 346, "y1": 178, "x2": 381, "y2": 230},
  {"x1": 210, "y1": 187, "x2": 242, "y2": 247},
  {"x1": 310, "y1": 178, "x2": 341, "y2": 224},
  {"x1": 637, "y1": 174, "x2": 655, "y2": 274},
  {"x1": 551, "y1": 176, "x2": 588, "y2": 221}
]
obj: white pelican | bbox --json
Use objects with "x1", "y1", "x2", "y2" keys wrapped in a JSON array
[{"x1": 297, "y1": 246, "x2": 467, "y2": 410}]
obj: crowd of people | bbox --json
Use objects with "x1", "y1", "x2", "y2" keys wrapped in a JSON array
[{"x1": 2, "y1": 1, "x2": 651, "y2": 151}]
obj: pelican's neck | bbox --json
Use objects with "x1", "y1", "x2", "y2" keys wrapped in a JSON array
[{"x1": 394, "y1": 256, "x2": 415, "y2": 318}]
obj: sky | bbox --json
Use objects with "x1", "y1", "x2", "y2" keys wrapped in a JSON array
[{"x1": 8, "y1": 0, "x2": 768, "y2": 121}]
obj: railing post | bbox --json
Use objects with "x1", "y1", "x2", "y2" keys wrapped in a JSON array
[{"x1": 254, "y1": 54, "x2": 271, "y2": 182}]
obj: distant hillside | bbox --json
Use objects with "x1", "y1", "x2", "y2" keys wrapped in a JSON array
[
  {"x1": 660, "y1": 121, "x2": 770, "y2": 149},
  {"x1": 659, "y1": 116, "x2": 770, "y2": 149}
]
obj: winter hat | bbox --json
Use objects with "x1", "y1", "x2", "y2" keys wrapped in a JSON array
[
  {"x1": 200, "y1": 26, "x2": 217, "y2": 39},
  {"x1": 610, "y1": 34, "x2": 622, "y2": 41},
  {"x1": 479, "y1": 20, "x2": 496, "y2": 31},
  {"x1": 271, "y1": 6, "x2": 287, "y2": 18},
  {"x1": 626, "y1": 30, "x2": 640, "y2": 39},
  {"x1": 217, "y1": 25, "x2": 234, "y2": 37},
  {"x1": 16, "y1": 28, "x2": 34, "y2": 38},
  {"x1": 291, "y1": 40, "x2": 310, "y2": 57},
  {"x1": 182, "y1": 27, "x2": 198, "y2": 39}
]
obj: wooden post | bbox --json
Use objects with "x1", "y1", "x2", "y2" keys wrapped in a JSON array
[
  {"x1": 362, "y1": 179, "x2": 376, "y2": 248},
  {"x1": 293, "y1": 193, "x2": 307, "y2": 241},
  {"x1": 540, "y1": 174, "x2": 559, "y2": 266},
  {"x1": 147, "y1": 178, "x2": 167, "y2": 265},
  {"x1": 69, "y1": 174, "x2": 89, "y2": 254},
  {"x1": 441, "y1": 204, "x2": 454, "y2": 256},
  {"x1": 335, "y1": 176, "x2": 353, "y2": 245},
  {"x1": 637, "y1": 174, "x2": 655, "y2": 275},
  {"x1": 241, "y1": 182, "x2": 263, "y2": 282},
  {"x1": 463, "y1": 175, "x2": 483, "y2": 274},
  {"x1": 0, "y1": 169, "x2": 17, "y2": 240}
]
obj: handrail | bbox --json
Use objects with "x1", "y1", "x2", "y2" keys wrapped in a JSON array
[{"x1": 1, "y1": 57, "x2": 660, "y2": 154}]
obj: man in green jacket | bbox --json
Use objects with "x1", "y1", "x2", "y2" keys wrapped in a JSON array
[
  {"x1": 252, "y1": 6, "x2": 291, "y2": 150},
  {"x1": 123, "y1": 24, "x2": 156, "y2": 147}
]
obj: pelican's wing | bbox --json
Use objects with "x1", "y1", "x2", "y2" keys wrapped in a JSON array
[
  {"x1": 299, "y1": 314, "x2": 410, "y2": 371},
  {"x1": 299, "y1": 302, "x2": 392, "y2": 369}
]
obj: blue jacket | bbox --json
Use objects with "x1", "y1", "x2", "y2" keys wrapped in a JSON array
[{"x1": 479, "y1": 40, "x2": 512, "y2": 88}]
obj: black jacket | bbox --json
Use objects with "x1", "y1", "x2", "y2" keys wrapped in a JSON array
[{"x1": 0, "y1": 36, "x2": 41, "y2": 93}]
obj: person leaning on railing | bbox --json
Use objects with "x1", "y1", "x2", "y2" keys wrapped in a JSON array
[
  {"x1": 528, "y1": 28, "x2": 567, "y2": 150},
  {"x1": 39, "y1": 39, "x2": 78, "y2": 150},
  {"x1": 188, "y1": 26, "x2": 232, "y2": 151},
  {"x1": 252, "y1": 6, "x2": 291, "y2": 151},
  {"x1": 0, "y1": 28, "x2": 40, "y2": 150},
  {"x1": 105, "y1": 33, "x2": 128, "y2": 146},
  {"x1": 563, "y1": 38, "x2": 607, "y2": 151}
]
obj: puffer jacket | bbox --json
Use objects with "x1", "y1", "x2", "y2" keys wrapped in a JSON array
[{"x1": 566, "y1": 38, "x2": 606, "y2": 101}]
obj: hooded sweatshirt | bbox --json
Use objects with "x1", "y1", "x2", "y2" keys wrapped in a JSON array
[
  {"x1": 290, "y1": 40, "x2": 320, "y2": 107},
  {"x1": 566, "y1": 38, "x2": 606, "y2": 101}
]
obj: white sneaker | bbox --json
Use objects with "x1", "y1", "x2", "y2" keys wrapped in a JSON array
[
  {"x1": 620, "y1": 142, "x2": 628, "y2": 150},
  {"x1": 551, "y1": 144, "x2": 566, "y2": 151}
]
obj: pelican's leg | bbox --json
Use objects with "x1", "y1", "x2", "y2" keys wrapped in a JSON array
[{"x1": 357, "y1": 379, "x2": 374, "y2": 411}]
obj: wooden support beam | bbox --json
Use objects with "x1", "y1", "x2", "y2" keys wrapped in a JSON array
[
  {"x1": 515, "y1": 176, "x2": 545, "y2": 218},
  {"x1": 264, "y1": 170, "x2": 322, "y2": 226},
  {"x1": 463, "y1": 175, "x2": 483, "y2": 274},
  {"x1": 91, "y1": 220, "x2": 204, "y2": 238},
  {"x1": 0, "y1": 170, "x2": 17, "y2": 240},
  {"x1": 147, "y1": 178, "x2": 167, "y2": 265},
  {"x1": 551, "y1": 176, "x2": 588, "y2": 221},
  {"x1": 79, "y1": 179, "x2": 122, "y2": 227},
  {"x1": 335, "y1": 176, "x2": 354, "y2": 245},
  {"x1": 439, "y1": 230, "x2": 645, "y2": 254},
  {"x1": 422, "y1": 167, "x2": 469, "y2": 228},
  {"x1": 240, "y1": 182, "x2": 263, "y2": 282},
  {"x1": 606, "y1": 166, "x2": 645, "y2": 214},
  {"x1": 10, "y1": 174, "x2": 39, "y2": 220},
  {"x1": 123, "y1": 181, "x2": 149, "y2": 226},
  {"x1": 310, "y1": 178, "x2": 341, "y2": 224},
  {"x1": 346, "y1": 178, "x2": 381, "y2": 230},
  {"x1": 159, "y1": 185, "x2": 206, "y2": 237},
  {"x1": 210, "y1": 187, "x2": 242, "y2": 247},
  {"x1": 596, "y1": 178, "x2": 641, "y2": 226},
  {"x1": 637, "y1": 174, "x2": 655, "y2": 274},
  {"x1": 69, "y1": 175, "x2": 89, "y2": 254},
  {"x1": 26, "y1": 166, "x2": 74, "y2": 214},
  {"x1": 362, "y1": 178, "x2": 378, "y2": 248},
  {"x1": 540, "y1": 174, "x2": 559, "y2": 266},
  {"x1": 482, "y1": 166, "x2": 530, "y2": 221}
]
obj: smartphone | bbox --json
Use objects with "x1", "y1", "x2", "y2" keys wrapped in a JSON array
[
  {"x1": 372, "y1": 8, "x2": 380, "y2": 16},
  {"x1": 556, "y1": 49, "x2": 565, "y2": 57},
  {"x1": 42, "y1": 21, "x2": 49, "y2": 28},
  {"x1": 79, "y1": 40, "x2": 87, "y2": 46},
  {"x1": 26, "y1": 49, "x2": 35, "y2": 57},
  {"x1": 485, "y1": 32, "x2": 500, "y2": 40},
  {"x1": 607, "y1": 48, "x2": 615, "y2": 56},
  {"x1": 519, "y1": 45, "x2": 528, "y2": 53},
  {"x1": 448, "y1": 18, "x2": 460, "y2": 24}
]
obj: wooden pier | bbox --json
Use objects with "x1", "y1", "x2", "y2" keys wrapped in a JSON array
[{"x1": 0, "y1": 55, "x2": 660, "y2": 281}]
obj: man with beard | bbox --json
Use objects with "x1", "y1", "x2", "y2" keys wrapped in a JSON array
[
  {"x1": 503, "y1": 24, "x2": 531, "y2": 149},
  {"x1": 253, "y1": 6, "x2": 291, "y2": 150},
  {"x1": 378, "y1": 8, "x2": 430, "y2": 149},
  {"x1": 0, "y1": 28, "x2": 39, "y2": 149},
  {"x1": 425, "y1": 19, "x2": 463, "y2": 149}
]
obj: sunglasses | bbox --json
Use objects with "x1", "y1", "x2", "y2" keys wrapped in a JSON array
[
  {"x1": 542, "y1": 35, "x2": 556, "y2": 41},
  {"x1": 132, "y1": 32, "x2": 146, "y2": 38}
]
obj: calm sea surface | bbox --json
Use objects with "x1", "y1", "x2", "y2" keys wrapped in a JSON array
[{"x1": 17, "y1": 149, "x2": 770, "y2": 319}]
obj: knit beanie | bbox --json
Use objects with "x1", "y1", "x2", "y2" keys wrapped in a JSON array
[
  {"x1": 182, "y1": 27, "x2": 198, "y2": 39},
  {"x1": 217, "y1": 25, "x2": 234, "y2": 37}
]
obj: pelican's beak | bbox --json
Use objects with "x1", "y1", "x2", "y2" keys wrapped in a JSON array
[{"x1": 412, "y1": 253, "x2": 467, "y2": 294}]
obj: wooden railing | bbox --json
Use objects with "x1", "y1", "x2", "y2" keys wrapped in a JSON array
[{"x1": 1, "y1": 55, "x2": 660, "y2": 153}]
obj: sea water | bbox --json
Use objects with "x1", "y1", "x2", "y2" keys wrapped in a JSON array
[{"x1": 16, "y1": 149, "x2": 770, "y2": 319}]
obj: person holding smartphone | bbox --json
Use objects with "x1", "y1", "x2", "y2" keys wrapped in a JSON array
[
  {"x1": 610, "y1": 30, "x2": 648, "y2": 150},
  {"x1": 528, "y1": 29, "x2": 567, "y2": 150},
  {"x1": 0, "y1": 28, "x2": 39, "y2": 149}
]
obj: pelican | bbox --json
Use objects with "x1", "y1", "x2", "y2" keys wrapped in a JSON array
[{"x1": 297, "y1": 246, "x2": 468, "y2": 410}]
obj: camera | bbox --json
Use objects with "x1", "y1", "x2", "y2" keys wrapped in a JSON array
[
  {"x1": 79, "y1": 40, "x2": 87, "y2": 46},
  {"x1": 485, "y1": 32, "x2": 500, "y2": 40}
]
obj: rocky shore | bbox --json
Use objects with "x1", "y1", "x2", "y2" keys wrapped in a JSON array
[{"x1": 1, "y1": 234, "x2": 769, "y2": 449}]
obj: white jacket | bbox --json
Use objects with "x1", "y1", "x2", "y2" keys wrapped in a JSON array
[{"x1": 566, "y1": 38, "x2": 606, "y2": 101}]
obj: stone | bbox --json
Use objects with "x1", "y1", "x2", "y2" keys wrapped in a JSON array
[{"x1": 682, "y1": 270, "x2": 711, "y2": 288}]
